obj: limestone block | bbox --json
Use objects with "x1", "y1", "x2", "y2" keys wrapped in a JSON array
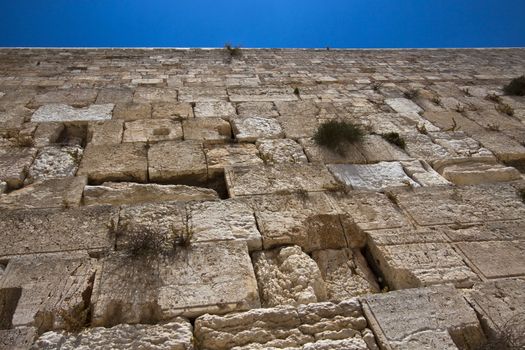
[
  {"x1": 228, "y1": 87, "x2": 298, "y2": 102},
  {"x1": 0, "y1": 104, "x2": 31, "y2": 130},
  {"x1": 133, "y1": 87, "x2": 177, "y2": 103},
  {"x1": 275, "y1": 100, "x2": 320, "y2": 117},
  {"x1": 123, "y1": 118, "x2": 183, "y2": 143},
  {"x1": 0, "y1": 147, "x2": 37, "y2": 189},
  {"x1": 231, "y1": 116, "x2": 284, "y2": 142},
  {"x1": 362, "y1": 285, "x2": 485, "y2": 350},
  {"x1": 455, "y1": 241, "x2": 525, "y2": 279},
  {"x1": 362, "y1": 113, "x2": 421, "y2": 135},
  {"x1": 131, "y1": 78, "x2": 165, "y2": 86},
  {"x1": 400, "y1": 160, "x2": 452, "y2": 186},
  {"x1": 328, "y1": 162, "x2": 419, "y2": 191},
  {"x1": 95, "y1": 88, "x2": 133, "y2": 104},
  {"x1": 236, "y1": 101, "x2": 279, "y2": 117},
  {"x1": 204, "y1": 143, "x2": 263, "y2": 176},
  {"x1": 112, "y1": 102, "x2": 151, "y2": 121},
  {"x1": 87, "y1": 120, "x2": 123, "y2": 145},
  {"x1": 83, "y1": 182, "x2": 218, "y2": 206},
  {"x1": 439, "y1": 161, "x2": 521, "y2": 185},
  {"x1": 225, "y1": 163, "x2": 340, "y2": 197},
  {"x1": 312, "y1": 248, "x2": 380, "y2": 300},
  {"x1": 359, "y1": 135, "x2": 412, "y2": 163},
  {"x1": 385, "y1": 98, "x2": 423, "y2": 114},
  {"x1": 0, "y1": 327, "x2": 37, "y2": 350},
  {"x1": 469, "y1": 130, "x2": 525, "y2": 162},
  {"x1": 0, "y1": 252, "x2": 98, "y2": 333},
  {"x1": 444, "y1": 221, "x2": 525, "y2": 242},
  {"x1": 0, "y1": 176, "x2": 86, "y2": 210},
  {"x1": 91, "y1": 241, "x2": 260, "y2": 325},
  {"x1": 253, "y1": 246, "x2": 327, "y2": 307},
  {"x1": 26, "y1": 146, "x2": 83, "y2": 184},
  {"x1": 32, "y1": 318, "x2": 194, "y2": 350},
  {"x1": 33, "y1": 122, "x2": 64, "y2": 147},
  {"x1": 366, "y1": 229, "x2": 479, "y2": 289},
  {"x1": 148, "y1": 140, "x2": 207, "y2": 184},
  {"x1": 429, "y1": 131, "x2": 494, "y2": 160},
  {"x1": 0, "y1": 205, "x2": 115, "y2": 257},
  {"x1": 300, "y1": 137, "x2": 367, "y2": 164},
  {"x1": 182, "y1": 118, "x2": 231, "y2": 143},
  {"x1": 31, "y1": 89, "x2": 98, "y2": 107},
  {"x1": 249, "y1": 192, "x2": 346, "y2": 252},
  {"x1": 194, "y1": 101, "x2": 236, "y2": 118},
  {"x1": 31, "y1": 104, "x2": 113, "y2": 122},
  {"x1": 194, "y1": 299, "x2": 375, "y2": 350},
  {"x1": 77, "y1": 142, "x2": 148, "y2": 184},
  {"x1": 256, "y1": 138, "x2": 308, "y2": 164},
  {"x1": 152, "y1": 102, "x2": 194, "y2": 119},
  {"x1": 178, "y1": 87, "x2": 228, "y2": 102},
  {"x1": 187, "y1": 199, "x2": 261, "y2": 251},
  {"x1": 278, "y1": 115, "x2": 318, "y2": 139},
  {"x1": 390, "y1": 183, "x2": 525, "y2": 226},
  {"x1": 404, "y1": 132, "x2": 453, "y2": 162}
]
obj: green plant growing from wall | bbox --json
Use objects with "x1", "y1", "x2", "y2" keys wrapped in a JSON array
[
  {"x1": 503, "y1": 75, "x2": 525, "y2": 96},
  {"x1": 381, "y1": 132, "x2": 406, "y2": 149},
  {"x1": 313, "y1": 120, "x2": 364, "y2": 155}
]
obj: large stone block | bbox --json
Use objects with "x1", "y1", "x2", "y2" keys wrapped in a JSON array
[
  {"x1": 77, "y1": 142, "x2": 148, "y2": 184},
  {"x1": 231, "y1": 116, "x2": 284, "y2": 142},
  {"x1": 385, "y1": 98, "x2": 423, "y2": 114},
  {"x1": 204, "y1": 143, "x2": 263, "y2": 176},
  {"x1": 278, "y1": 114, "x2": 318, "y2": 139},
  {"x1": 123, "y1": 118, "x2": 183, "y2": 143},
  {"x1": 31, "y1": 104, "x2": 113, "y2": 122},
  {"x1": 444, "y1": 220, "x2": 525, "y2": 242},
  {"x1": 152, "y1": 102, "x2": 194, "y2": 120},
  {"x1": 87, "y1": 120, "x2": 124, "y2": 145},
  {"x1": 133, "y1": 87, "x2": 177, "y2": 103},
  {"x1": 182, "y1": 118, "x2": 232, "y2": 143},
  {"x1": 0, "y1": 147, "x2": 37, "y2": 189},
  {"x1": 236, "y1": 101, "x2": 279, "y2": 117},
  {"x1": 112, "y1": 102, "x2": 151, "y2": 121},
  {"x1": 437, "y1": 160, "x2": 521, "y2": 185},
  {"x1": 256, "y1": 138, "x2": 308, "y2": 164},
  {"x1": 194, "y1": 101, "x2": 236, "y2": 118},
  {"x1": 0, "y1": 327, "x2": 37, "y2": 350},
  {"x1": 31, "y1": 89, "x2": 98, "y2": 108},
  {"x1": 25, "y1": 146, "x2": 83, "y2": 184},
  {"x1": 91, "y1": 241, "x2": 260, "y2": 325},
  {"x1": 228, "y1": 87, "x2": 298, "y2": 102}
]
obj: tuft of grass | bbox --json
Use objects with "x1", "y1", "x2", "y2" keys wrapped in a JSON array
[
  {"x1": 293, "y1": 87, "x2": 300, "y2": 96},
  {"x1": 313, "y1": 120, "x2": 364, "y2": 155},
  {"x1": 495, "y1": 103, "x2": 514, "y2": 116},
  {"x1": 403, "y1": 89, "x2": 419, "y2": 100},
  {"x1": 455, "y1": 103, "x2": 466, "y2": 113},
  {"x1": 224, "y1": 43, "x2": 242, "y2": 59},
  {"x1": 371, "y1": 82, "x2": 383, "y2": 91},
  {"x1": 381, "y1": 132, "x2": 406, "y2": 149},
  {"x1": 503, "y1": 75, "x2": 525, "y2": 96},
  {"x1": 462, "y1": 87, "x2": 472, "y2": 96},
  {"x1": 120, "y1": 223, "x2": 192, "y2": 258},
  {"x1": 431, "y1": 96, "x2": 442, "y2": 106},
  {"x1": 485, "y1": 93, "x2": 502, "y2": 103}
]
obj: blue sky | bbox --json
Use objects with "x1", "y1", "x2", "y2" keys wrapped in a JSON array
[{"x1": 1, "y1": 0, "x2": 524, "y2": 48}]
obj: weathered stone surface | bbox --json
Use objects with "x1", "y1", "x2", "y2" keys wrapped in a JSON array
[
  {"x1": 0, "y1": 104, "x2": 31, "y2": 131},
  {"x1": 404, "y1": 132, "x2": 453, "y2": 162},
  {"x1": 123, "y1": 118, "x2": 183, "y2": 142},
  {"x1": 33, "y1": 122, "x2": 64, "y2": 147},
  {"x1": 133, "y1": 87, "x2": 177, "y2": 103},
  {"x1": 91, "y1": 241, "x2": 260, "y2": 325},
  {"x1": 456, "y1": 241, "x2": 525, "y2": 279},
  {"x1": 275, "y1": 100, "x2": 320, "y2": 117},
  {"x1": 385, "y1": 98, "x2": 423, "y2": 114},
  {"x1": 87, "y1": 120, "x2": 123, "y2": 145},
  {"x1": 0, "y1": 252, "x2": 97, "y2": 333},
  {"x1": 278, "y1": 115, "x2": 318, "y2": 139},
  {"x1": 444, "y1": 220, "x2": 525, "y2": 242},
  {"x1": 312, "y1": 248, "x2": 380, "y2": 300},
  {"x1": 438, "y1": 161, "x2": 521, "y2": 185},
  {"x1": 148, "y1": 140, "x2": 207, "y2": 183},
  {"x1": 0, "y1": 176, "x2": 86, "y2": 210},
  {"x1": 32, "y1": 318, "x2": 194, "y2": 350},
  {"x1": 400, "y1": 160, "x2": 451, "y2": 186},
  {"x1": 31, "y1": 104, "x2": 113, "y2": 122},
  {"x1": 366, "y1": 228, "x2": 479, "y2": 289},
  {"x1": 236, "y1": 101, "x2": 279, "y2": 117},
  {"x1": 152, "y1": 102, "x2": 194, "y2": 120},
  {"x1": 178, "y1": 87, "x2": 228, "y2": 102},
  {"x1": 95, "y1": 88, "x2": 133, "y2": 104},
  {"x1": 77, "y1": 142, "x2": 148, "y2": 184},
  {"x1": 182, "y1": 118, "x2": 232, "y2": 143},
  {"x1": 225, "y1": 163, "x2": 340, "y2": 197},
  {"x1": 0, "y1": 147, "x2": 38, "y2": 189},
  {"x1": 362, "y1": 285, "x2": 485, "y2": 350},
  {"x1": 194, "y1": 299, "x2": 376, "y2": 350},
  {"x1": 31, "y1": 89, "x2": 98, "y2": 108},
  {"x1": 257, "y1": 138, "x2": 308, "y2": 164},
  {"x1": 429, "y1": 131, "x2": 494, "y2": 160},
  {"x1": 204, "y1": 143, "x2": 263, "y2": 176},
  {"x1": 194, "y1": 101, "x2": 236, "y2": 118},
  {"x1": 84, "y1": 182, "x2": 218, "y2": 206},
  {"x1": 0, "y1": 180, "x2": 6, "y2": 193},
  {"x1": 253, "y1": 246, "x2": 327, "y2": 307},
  {"x1": 328, "y1": 162, "x2": 419, "y2": 191},
  {"x1": 188, "y1": 199, "x2": 261, "y2": 251},
  {"x1": 248, "y1": 192, "x2": 346, "y2": 252},
  {"x1": 0, "y1": 205, "x2": 115, "y2": 257},
  {"x1": 228, "y1": 87, "x2": 298, "y2": 102},
  {"x1": 231, "y1": 116, "x2": 284, "y2": 142},
  {"x1": 112, "y1": 102, "x2": 151, "y2": 121},
  {"x1": 0, "y1": 327, "x2": 37, "y2": 350},
  {"x1": 25, "y1": 146, "x2": 83, "y2": 184}
]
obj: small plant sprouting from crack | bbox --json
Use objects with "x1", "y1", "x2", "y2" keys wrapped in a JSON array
[
  {"x1": 503, "y1": 75, "x2": 525, "y2": 96},
  {"x1": 224, "y1": 42, "x2": 242, "y2": 61},
  {"x1": 293, "y1": 87, "x2": 300, "y2": 96},
  {"x1": 417, "y1": 123, "x2": 428, "y2": 135},
  {"x1": 313, "y1": 119, "x2": 364, "y2": 155},
  {"x1": 486, "y1": 123, "x2": 501, "y2": 132},
  {"x1": 403, "y1": 88, "x2": 419, "y2": 100},
  {"x1": 371, "y1": 82, "x2": 383, "y2": 92},
  {"x1": 485, "y1": 93, "x2": 502, "y2": 103},
  {"x1": 381, "y1": 132, "x2": 406, "y2": 149},
  {"x1": 495, "y1": 103, "x2": 514, "y2": 117},
  {"x1": 462, "y1": 87, "x2": 472, "y2": 96},
  {"x1": 431, "y1": 96, "x2": 442, "y2": 106}
]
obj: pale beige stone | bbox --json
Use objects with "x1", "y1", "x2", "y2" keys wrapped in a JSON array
[
  {"x1": 204, "y1": 143, "x2": 263, "y2": 176},
  {"x1": 33, "y1": 122, "x2": 64, "y2": 147},
  {"x1": 438, "y1": 161, "x2": 521, "y2": 185},
  {"x1": 279, "y1": 115, "x2": 318, "y2": 139},
  {"x1": 256, "y1": 138, "x2": 308, "y2": 164},
  {"x1": 236, "y1": 101, "x2": 278, "y2": 117},
  {"x1": 95, "y1": 88, "x2": 133, "y2": 104},
  {"x1": 32, "y1": 104, "x2": 113, "y2": 122},
  {"x1": 0, "y1": 327, "x2": 37, "y2": 350},
  {"x1": 0, "y1": 147, "x2": 37, "y2": 189},
  {"x1": 123, "y1": 118, "x2": 183, "y2": 142},
  {"x1": 78, "y1": 142, "x2": 148, "y2": 184},
  {"x1": 178, "y1": 87, "x2": 228, "y2": 102},
  {"x1": 148, "y1": 140, "x2": 207, "y2": 183},
  {"x1": 26, "y1": 146, "x2": 83, "y2": 184},
  {"x1": 182, "y1": 117, "x2": 231, "y2": 143},
  {"x1": 152, "y1": 102, "x2": 194, "y2": 120},
  {"x1": 231, "y1": 116, "x2": 284, "y2": 142},
  {"x1": 133, "y1": 87, "x2": 177, "y2": 103},
  {"x1": 275, "y1": 100, "x2": 319, "y2": 116},
  {"x1": 0, "y1": 104, "x2": 31, "y2": 130},
  {"x1": 444, "y1": 220, "x2": 525, "y2": 242},
  {"x1": 385, "y1": 98, "x2": 423, "y2": 114},
  {"x1": 113, "y1": 102, "x2": 151, "y2": 121},
  {"x1": 228, "y1": 87, "x2": 298, "y2": 102},
  {"x1": 31, "y1": 89, "x2": 98, "y2": 108},
  {"x1": 400, "y1": 160, "x2": 452, "y2": 186},
  {"x1": 194, "y1": 101, "x2": 236, "y2": 118},
  {"x1": 87, "y1": 120, "x2": 123, "y2": 145}
]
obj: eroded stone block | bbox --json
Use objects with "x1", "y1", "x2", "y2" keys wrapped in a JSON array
[
  {"x1": 32, "y1": 104, "x2": 113, "y2": 122},
  {"x1": 204, "y1": 143, "x2": 263, "y2": 176},
  {"x1": 0, "y1": 327, "x2": 37, "y2": 350},
  {"x1": 194, "y1": 101, "x2": 236, "y2": 118},
  {"x1": 231, "y1": 116, "x2": 284, "y2": 142},
  {"x1": 256, "y1": 138, "x2": 308, "y2": 164},
  {"x1": 112, "y1": 102, "x2": 151, "y2": 121},
  {"x1": 87, "y1": 120, "x2": 123, "y2": 145},
  {"x1": 152, "y1": 102, "x2": 194, "y2": 120},
  {"x1": 236, "y1": 101, "x2": 278, "y2": 117},
  {"x1": 123, "y1": 119, "x2": 183, "y2": 143},
  {"x1": 182, "y1": 118, "x2": 231, "y2": 143},
  {"x1": 385, "y1": 98, "x2": 423, "y2": 114},
  {"x1": 133, "y1": 87, "x2": 177, "y2": 103},
  {"x1": 438, "y1": 161, "x2": 521, "y2": 185},
  {"x1": 0, "y1": 147, "x2": 37, "y2": 189},
  {"x1": 31, "y1": 89, "x2": 98, "y2": 108},
  {"x1": 400, "y1": 160, "x2": 451, "y2": 187},
  {"x1": 26, "y1": 146, "x2": 83, "y2": 184}
]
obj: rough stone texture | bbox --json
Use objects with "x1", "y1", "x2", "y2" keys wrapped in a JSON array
[
  {"x1": 225, "y1": 163, "x2": 340, "y2": 197},
  {"x1": 400, "y1": 159, "x2": 452, "y2": 186},
  {"x1": 91, "y1": 241, "x2": 260, "y2": 325},
  {"x1": 247, "y1": 192, "x2": 347, "y2": 252},
  {"x1": 0, "y1": 327, "x2": 38, "y2": 350},
  {"x1": 0, "y1": 147, "x2": 37, "y2": 189},
  {"x1": 257, "y1": 138, "x2": 308, "y2": 164},
  {"x1": 194, "y1": 299, "x2": 377, "y2": 350},
  {"x1": 31, "y1": 104, "x2": 113, "y2": 122},
  {"x1": 188, "y1": 199, "x2": 262, "y2": 251},
  {"x1": 328, "y1": 162, "x2": 419, "y2": 191},
  {"x1": 152, "y1": 102, "x2": 194, "y2": 120},
  {"x1": 231, "y1": 116, "x2": 284, "y2": 142},
  {"x1": 204, "y1": 143, "x2": 263, "y2": 176},
  {"x1": 113, "y1": 102, "x2": 151, "y2": 121},
  {"x1": 77, "y1": 142, "x2": 148, "y2": 184},
  {"x1": 87, "y1": 120, "x2": 123, "y2": 145},
  {"x1": 194, "y1": 101, "x2": 236, "y2": 118},
  {"x1": 237, "y1": 101, "x2": 279, "y2": 117},
  {"x1": 30, "y1": 89, "x2": 97, "y2": 108},
  {"x1": 253, "y1": 245, "x2": 327, "y2": 307},
  {"x1": 0, "y1": 176, "x2": 86, "y2": 210},
  {"x1": 0, "y1": 252, "x2": 97, "y2": 333},
  {"x1": 148, "y1": 140, "x2": 207, "y2": 183},
  {"x1": 0, "y1": 205, "x2": 115, "y2": 257},
  {"x1": 32, "y1": 318, "x2": 194, "y2": 350},
  {"x1": 362, "y1": 285, "x2": 485, "y2": 350},
  {"x1": 25, "y1": 146, "x2": 83, "y2": 184},
  {"x1": 123, "y1": 118, "x2": 183, "y2": 142},
  {"x1": 385, "y1": 98, "x2": 424, "y2": 114},
  {"x1": 312, "y1": 248, "x2": 380, "y2": 300},
  {"x1": 438, "y1": 160, "x2": 522, "y2": 185},
  {"x1": 133, "y1": 87, "x2": 178, "y2": 103},
  {"x1": 182, "y1": 117, "x2": 232, "y2": 143},
  {"x1": 32, "y1": 122, "x2": 64, "y2": 147},
  {"x1": 83, "y1": 182, "x2": 218, "y2": 206}
]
